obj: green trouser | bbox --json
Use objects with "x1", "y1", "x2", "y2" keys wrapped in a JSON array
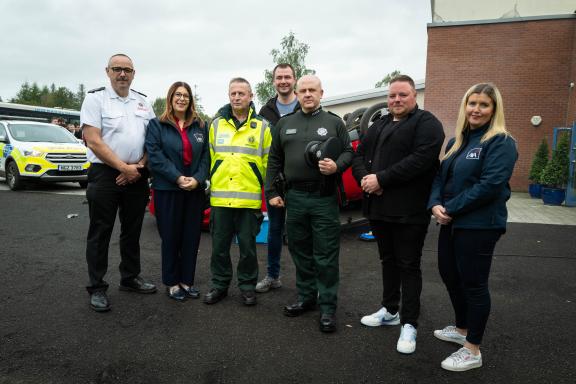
[
  {"x1": 285, "y1": 189, "x2": 340, "y2": 314},
  {"x1": 210, "y1": 207, "x2": 263, "y2": 291}
]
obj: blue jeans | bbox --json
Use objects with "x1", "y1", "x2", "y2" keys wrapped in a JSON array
[{"x1": 266, "y1": 205, "x2": 285, "y2": 279}]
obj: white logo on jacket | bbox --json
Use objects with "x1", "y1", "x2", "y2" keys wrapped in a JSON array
[
  {"x1": 466, "y1": 148, "x2": 482, "y2": 160},
  {"x1": 317, "y1": 127, "x2": 327, "y2": 136}
]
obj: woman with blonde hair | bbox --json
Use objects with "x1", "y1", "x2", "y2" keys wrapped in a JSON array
[
  {"x1": 145, "y1": 81, "x2": 209, "y2": 301},
  {"x1": 428, "y1": 83, "x2": 517, "y2": 371}
]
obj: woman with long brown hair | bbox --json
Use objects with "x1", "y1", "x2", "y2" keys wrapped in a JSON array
[{"x1": 145, "y1": 81, "x2": 209, "y2": 301}]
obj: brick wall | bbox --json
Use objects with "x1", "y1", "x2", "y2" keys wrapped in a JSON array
[
  {"x1": 568, "y1": 20, "x2": 576, "y2": 126},
  {"x1": 425, "y1": 18, "x2": 576, "y2": 190}
]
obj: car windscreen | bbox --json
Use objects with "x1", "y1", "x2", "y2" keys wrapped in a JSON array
[{"x1": 7, "y1": 123, "x2": 78, "y2": 143}]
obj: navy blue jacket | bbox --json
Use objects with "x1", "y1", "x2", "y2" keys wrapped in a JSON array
[
  {"x1": 145, "y1": 118, "x2": 209, "y2": 191},
  {"x1": 428, "y1": 126, "x2": 518, "y2": 229}
]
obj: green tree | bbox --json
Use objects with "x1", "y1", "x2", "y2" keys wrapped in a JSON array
[
  {"x1": 255, "y1": 32, "x2": 315, "y2": 105},
  {"x1": 152, "y1": 97, "x2": 166, "y2": 117},
  {"x1": 540, "y1": 133, "x2": 571, "y2": 187},
  {"x1": 11, "y1": 81, "x2": 86, "y2": 109},
  {"x1": 75, "y1": 84, "x2": 86, "y2": 109},
  {"x1": 375, "y1": 70, "x2": 401, "y2": 88},
  {"x1": 191, "y1": 90, "x2": 213, "y2": 123},
  {"x1": 12, "y1": 82, "x2": 39, "y2": 105},
  {"x1": 528, "y1": 138, "x2": 549, "y2": 183}
]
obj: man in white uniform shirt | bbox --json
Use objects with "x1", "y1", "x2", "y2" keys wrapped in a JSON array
[{"x1": 81, "y1": 53, "x2": 156, "y2": 312}]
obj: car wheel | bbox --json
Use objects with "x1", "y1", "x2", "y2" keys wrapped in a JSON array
[
  {"x1": 359, "y1": 102, "x2": 388, "y2": 135},
  {"x1": 345, "y1": 107, "x2": 367, "y2": 133},
  {"x1": 6, "y1": 161, "x2": 23, "y2": 191}
]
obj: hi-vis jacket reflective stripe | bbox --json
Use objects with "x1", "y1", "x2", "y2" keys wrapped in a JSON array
[{"x1": 209, "y1": 107, "x2": 272, "y2": 209}]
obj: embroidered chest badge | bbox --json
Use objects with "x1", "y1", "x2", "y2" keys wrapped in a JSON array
[
  {"x1": 466, "y1": 148, "x2": 482, "y2": 160},
  {"x1": 247, "y1": 136, "x2": 255, "y2": 144},
  {"x1": 194, "y1": 133, "x2": 204, "y2": 143},
  {"x1": 317, "y1": 127, "x2": 328, "y2": 136}
]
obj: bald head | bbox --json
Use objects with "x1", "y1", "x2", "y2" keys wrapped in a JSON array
[
  {"x1": 296, "y1": 75, "x2": 322, "y2": 91},
  {"x1": 296, "y1": 75, "x2": 324, "y2": 113},
  {"x1": 107, "y1": 53, "x2": 133, "y2": 67}
]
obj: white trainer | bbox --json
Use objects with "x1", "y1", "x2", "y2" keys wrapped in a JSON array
[
  {"x1": 360, "y1": 307, "x2": 400, "y2": 327},
  {"x1": 396, "y1": 324, "x2": 417, "y2": 354},
  {"x1": 441, "y1": 347, "x2": 482, "y2": 372},
  {"x1": 434, "y1": 325, "x2": 466, "y2": 346},
  {"x1": 255, "y1": 275, "x2": 282, "y2": 293}
]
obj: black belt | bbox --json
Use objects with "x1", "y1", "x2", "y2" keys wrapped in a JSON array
[{"x1": 289, "y1": 181, "x2": 321, "y2": 192}]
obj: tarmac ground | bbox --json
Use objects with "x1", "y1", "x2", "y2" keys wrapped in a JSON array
[{"x1": 0, "y1": 185, "x2": 575, "y2": 384}]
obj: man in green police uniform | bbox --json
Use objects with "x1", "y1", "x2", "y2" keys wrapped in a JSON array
[{"x1": 265, "y1": 75, "x2": 353, "y2": 332}]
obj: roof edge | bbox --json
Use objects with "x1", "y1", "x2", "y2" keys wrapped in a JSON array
[
  {"x1": 323, "y1": 81, "x2": 425, "y2": 106},
  {"x1": 428, "y1": 13, "x2": 576, "y2": 28}
]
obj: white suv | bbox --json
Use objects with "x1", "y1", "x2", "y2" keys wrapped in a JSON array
[{"x1": 0, "y1": 120, "x2": 89, "y2": 190}]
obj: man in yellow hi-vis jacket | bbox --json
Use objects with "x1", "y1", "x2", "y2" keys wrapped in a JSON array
[{"x1": 204, "y1": 77, "x2": 272, "y2": 306}]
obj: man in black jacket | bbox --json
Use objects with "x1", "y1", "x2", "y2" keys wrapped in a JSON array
[
  {"x1": 352, "y1": 75, "x2": 444, "y2": 354},
  {"x1": 256, "y1": 63, "x2": 300, "y2": 294},
  {"x1": 266, "y1": 75, "x2": 353, "y2": 333}
]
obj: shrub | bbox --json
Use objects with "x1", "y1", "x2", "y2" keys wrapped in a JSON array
[
  {"x1": 540, "y1": 133, "x2": 570, "y2": 188},
  {"x1": 528, "y1": 138, "x2": 549, "y2": 183}
]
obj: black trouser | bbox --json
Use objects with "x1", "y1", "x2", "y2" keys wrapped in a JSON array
[
  {"x1": 85, "y1": 164, "x2": 149, "y2": 293},
  {"x1": 370, "y1": 220, "x2": 429, "y2": 327},
  {"x1": 438, "y1": 224, "x2": 502, "y2": 345},
  {"x1": 154, "y1": 189, "x2": 204, "y2": 287}
]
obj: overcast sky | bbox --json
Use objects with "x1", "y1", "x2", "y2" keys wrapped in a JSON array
[{"x1": 0, "y1": 0, "x2": 432, "y2": 114}]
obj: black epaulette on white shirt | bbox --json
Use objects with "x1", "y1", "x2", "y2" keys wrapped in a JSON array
[
  {"x1": 87, "y1": 87, "x2": 105, "y2": 93},
  {"x1": 131, "y1": 89, "x2": 147, "y2": 97}
]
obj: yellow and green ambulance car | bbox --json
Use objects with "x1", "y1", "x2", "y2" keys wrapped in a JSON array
[{"x1": 0, "y1": 120, "x2": 89, "y2": 190}]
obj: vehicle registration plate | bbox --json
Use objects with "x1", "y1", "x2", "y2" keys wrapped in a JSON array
[{"x1": 58, "y1": 164, "x2": 83, "y2": 171}]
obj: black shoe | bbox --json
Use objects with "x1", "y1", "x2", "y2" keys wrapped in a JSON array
[
  {"x1": 319, "y1": 313, "x2": 337, "y2": 333},
  {"x1": 203, "y1": 288, "x2": 228, "y2": 304},
  {"x1": 181, "y1": 285, "x2": 200, "y2": 299},
  {"x1": 90, "y1": 291, "x2": 110, "y2": 312},
  {"x1": 284, "y1": 300, "x2": 317, "y2": 317},
  {"x1": 241, "y1": 290, "x2": 257, "y2": 306},
  {"x1": 119, "y1": 277, "x2": 157, "y2": 294},
  {"x1": 167, "y1": 287, "x2": 186, "y2": 302}
]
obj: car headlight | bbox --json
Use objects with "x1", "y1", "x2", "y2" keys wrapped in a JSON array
[{"x1": 23, "y1": 149, "x2": 44, "y2": 157}]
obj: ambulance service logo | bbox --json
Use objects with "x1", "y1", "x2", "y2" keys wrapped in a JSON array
[{"x1": 466, "y1": 148, "x2": 482, "y2": 160}]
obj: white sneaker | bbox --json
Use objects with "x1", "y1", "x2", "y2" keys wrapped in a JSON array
[
  {"x1": 434, "y1": 325, "x2": 466, "y2": 346},
  {"x1": 255, "y1": 275, "x2": 282, "y2": 293},
  {"x1": 360, "y1": 307, "x2": 400, "y2": 327},
  {"x1": 396, "y1": 324, "x2": 417, "y2": 354},
  {"x1": 441, "y1": 347, "x2": 482, "y2": 372}
]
